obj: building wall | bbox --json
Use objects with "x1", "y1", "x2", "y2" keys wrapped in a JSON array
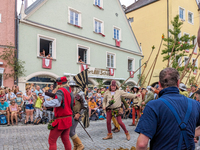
[
  {"x1": 0, "y1": 0, "x2": 16, "y2": 87},
  {"x1": 126, "y1": 0, "x2": 200, "y2": 86},
  {"x1": 126, "y1": 0, "x2": 168, "y2": 86}
]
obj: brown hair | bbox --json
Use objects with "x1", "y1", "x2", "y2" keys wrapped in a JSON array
[
  {"x1": 108, "y1": 85, "x2": 119, "y2": 91},
  {"x1": 159, "y1": 68, "x2": 180, "y2": 89}
]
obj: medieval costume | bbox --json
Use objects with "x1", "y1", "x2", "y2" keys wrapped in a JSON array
[
  {"x1": 69, "y1": 80, "x2": 88, "y2": 150},
  {"x1": 102, "y1": 80, "x2": 138, "y2": 141},
  {"x1": 43, "y1": 76, "x2": 74, "y2": 150},
  {"x1": 129, "y1": 86, "x2": 142, "y2": 126}
]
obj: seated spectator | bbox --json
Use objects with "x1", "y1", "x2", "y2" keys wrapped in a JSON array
[
  {"x1": 0, "y1": 90, "x2": 6, "y2": 99},
  {"x1": 34, "y1": 93, "x2": 44, "y2": 119},
  {"x1": 43, "y1": 93, "x2": 54, "y2": 122},
  {"x1": 46, "y1": 53, "x2": 53, "y2": 59},
  {"x1": 0, "y1": 97, "x2": 10, "y2": 126},
  {"x1": 88, "y1": 97, "x2": 97, "y2": 118},
  {"x1": 99, "y1": 112, "x2": 106, "y2": 120},
  {"x1": 9, "y1": 100, "x2": 19, "y2": 125},
  {"x1": 97, "y1": 100, "x2": 103, "y2": 116},
  {"x1": 15, "y1": 92, "x2": 23, "y2": 111},
  {"x1": 6, "y1": 89, "x2": 16, "y2": 105}
]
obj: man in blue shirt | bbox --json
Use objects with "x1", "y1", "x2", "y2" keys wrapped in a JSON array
[
  {"x1": 135, "y1": 68, "x2": 200, "y2": 150},
  {"x1": 34, "y1": 85, "x2": 43, "y2": 96},
  {"x1": 0, "y1": 97, "x2": 10, "y2": 126}
]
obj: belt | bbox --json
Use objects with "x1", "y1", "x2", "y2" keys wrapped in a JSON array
[{"x1": 56, "y1": 115, "x2": 72, "y2": 119}]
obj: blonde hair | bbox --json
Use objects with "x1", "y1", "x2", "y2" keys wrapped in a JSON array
[{"x1": 55, "y1": 83, "x2": 69, "y2": 91}]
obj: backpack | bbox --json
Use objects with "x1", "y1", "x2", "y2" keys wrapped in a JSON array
[
  {"x1": 34, "y1": 117, "x2": 42, "y2": 125},
  {"x1": 0, "y1": 114, "x2": 7, "y2": 124}
]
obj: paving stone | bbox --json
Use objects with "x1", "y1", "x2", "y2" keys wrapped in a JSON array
[{"x1": 0, "y1": 119, "x2": 138, "y2": 150}]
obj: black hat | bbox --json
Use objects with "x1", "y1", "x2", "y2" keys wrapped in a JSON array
[{"x1": 195, "y1": 89, "x2": 200, "y2": 94}]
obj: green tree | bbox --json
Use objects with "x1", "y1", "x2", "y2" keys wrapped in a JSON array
[
  {"x1": 161, "y1": 15, "x2": 196, "y2": 71},
  {"x1": 119, "y1": 80, "x2": 126, "y2": 90},
  {"x1": 137, "y1": 74, "x2": 146, "y2": 87},
  {"x1": 188, "y1": 76, "x2": 196, "y2": 86},
  {"x1": 0, "y1": 44, "x2": 26, "y2": 80}
]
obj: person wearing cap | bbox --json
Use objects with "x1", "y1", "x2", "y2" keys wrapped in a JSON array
[
  {"x1": 129, "y1": 86, "x2": 142, "y2": 126},
  {"x1": 141, "y1": 86, "x2": 154, "y2": 106},
  {"x1": 195, "y1": 89, "x2": 200, "y2": 102},
  {"x1": 179, "y1": 83, "x2": 189, "y2": 97},
  {"x1": 43, "y1": 76, "x2": 74, "y2": 150},
  {"x1": 189, "y1": 84, "x2": 197, "y2": 99},
  {"x1": 69, "y1": 80, "x2": 88, "y2": 150},
  {"x1": 102, "y1": 80, "x2": 139, "y2": 141}
]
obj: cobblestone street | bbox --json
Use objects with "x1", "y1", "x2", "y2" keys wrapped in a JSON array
[{"x1": 0, "y1": 119, "x2": 138, "y2": 150}]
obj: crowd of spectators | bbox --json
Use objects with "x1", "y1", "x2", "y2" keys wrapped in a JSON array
[{"x1": 0, "y1": 84, "x2": 55, "y2": 126}]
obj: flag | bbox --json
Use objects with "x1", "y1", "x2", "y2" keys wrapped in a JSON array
[{"x1": 73, "y1": 69, "x2": 88, "y2": 96}]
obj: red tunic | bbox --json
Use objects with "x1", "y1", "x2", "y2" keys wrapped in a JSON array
[{"x1": 52, "y1": 87, "x2": 73, "y2": 130}]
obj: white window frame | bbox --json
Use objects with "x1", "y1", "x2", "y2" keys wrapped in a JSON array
[
  {"x1": 93, "y1": 18, "x2": 104, "y2": 34},
  {"x1": 113, "y1": 26, "x2": 122, "y2": 41},
  {"x1": 106, "y1": 52, "x2": 116, "y2": 68},
  {"x1": 0, "y1": 14, "x2": 1, "y2": 23},
  {"x1": 193, "y1": 38, "x2": 197, "y2": 54},
  {"x1": 0, "y1": 68, "x2": 4, "y2": 86},
  {"x1": 188, "y1": 11, "x2": 194, "y2": 24},
  {"x1": 184, "y1": 33, "x2": 190, "y2": 52},
  {"x1": 192, "y1": 58, "x2": 198, "y2": 74},
  {"x1": 94, "y1": 0, "x2": 103, "y2": 8},
  {"x1": 68, "y1": 7, "x2": 82, "y2": 27},
  {"x1": 184, "y1": 56, "x2": 189, "y2": 66},
  {"x1": 127, "y1": 57, "x2": 135, "y2": 71},
  {"x1": 77, "y1": 44, "x2": 90, "y2": 64},
  {"x1": 178, "y1": 32, "x2": 181, "y2": 41},
  {"x1": 37, "y1": 34, "x2": 56, "y2": 59},
  {"x1": 179, "y1": 7, "x2": 185, "y2": 21},
  {"x1": 178, "y1": 57, "x2": 182, "y2": 67}
]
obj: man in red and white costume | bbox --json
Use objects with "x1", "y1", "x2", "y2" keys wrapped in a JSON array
[{"x1": 43, "y1": 76, "x2": 74, "y2": 150}]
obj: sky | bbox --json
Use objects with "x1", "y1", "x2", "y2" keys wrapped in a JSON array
[{"x1": 17, "y1": 0, "x2": 134, "y2": 13}]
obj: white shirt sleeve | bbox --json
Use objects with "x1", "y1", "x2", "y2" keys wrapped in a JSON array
[{"x1": 43, "y1": 99, "x2": 61, "y2": 108}]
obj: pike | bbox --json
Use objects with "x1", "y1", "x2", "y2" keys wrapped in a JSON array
[
  {"x1": 148, "y1": 35, "x2": 164, "y2": 86},
  {"x1": 78, "y1": 120, "x2": 94, "y2": 142},
  {"x1": 180, "y1": 42, "x2": 197, "y2": 82},
  {"x1": 167, "y1": 39, "x2": 176, "y2": 67},
  {"x1": 137, "y1": 46, "x2": 155, "y2": 86}
]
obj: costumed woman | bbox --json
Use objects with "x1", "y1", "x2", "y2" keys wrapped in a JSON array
[{"x1": 43, "y1": 76, "x2": 74, "y2": 150}]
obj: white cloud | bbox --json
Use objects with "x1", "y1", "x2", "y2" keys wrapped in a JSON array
[{"x1": 119, "y1": 0, "x2": 134, "y2": 6}]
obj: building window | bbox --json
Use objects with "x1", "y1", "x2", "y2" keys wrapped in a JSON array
[
  {"x1": 68, "y1": 8, "x2": 81, "y2": 27},
  {"x1": 77, "y1": 45, "x2": 90, "y2": 64},
  {"x1": 0, "y1": 14, "x2": 1, "y2": 22},
  {"x1": 193, "y1": 38, "x2": 197, "y2": 54},
  {"x1": 94, "y1": 0, "x2": 103, "y2": 8},
  {"x1": 188, "y1": 11, "x2": 193, "y2": 24},
  {"x1": 107, "y1": 53, "x2": 115, "y2": 68},
  {"x1": 128, "y1": 58, "x2": 135, "y2": 71},
  {"x1": 114, "y1": 27, "x2": 121, "y2": 41},
  {"x1": 178, "y1": 57, "x2": 182, "y2": 67},
  {"x1": 184, "y1": 57, "x2": 189, "y2": 66},
  {"x1": 192, "y1": 58, "x2": 198, "y2": 74},
  {"x1": 38, "y1": 35, "x2": 56, "y2": 59},
  {"x1": 94, "y1": 18, "x2": 104, "y2": 35},
  {"x1": 179, "y1": 7, "x2": 185, "y2": 20}
]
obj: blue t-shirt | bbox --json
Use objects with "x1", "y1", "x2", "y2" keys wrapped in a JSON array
[
  {"x1": 34, "y1": 89, "x2": 43, "y2": 96},
  {"x1": 0, "y1": 102, "x2": 9, "y2": 110},
  {"x1": 135, "y1": 87, "x2": 200, "y2": 150}
]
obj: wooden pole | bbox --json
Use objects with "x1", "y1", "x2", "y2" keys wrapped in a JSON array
[
  {"x1": 147, "y1": 37, "x2": 164, "y2": 86},
  {"x1": 119, "y1": 60, "x2": 148, "y2": 88},
  {"x1": 196, "y1": 73, "x2": 200, "y2": 84},
  {"x1": 137, "y1": 46, "x2": 155, "y2": 86},
  {"x1": 180, "y1": 42, "x2": 197, "y2": 82},
  {"x1": 185, "y1": 53, "x2": 200, "y2": 85},
  {"x1": 141, "y1": 58, "x2": 156, "y2": 87},
  {"x1": 167, "y1": 40, "x2": 176, "y2": 67}
]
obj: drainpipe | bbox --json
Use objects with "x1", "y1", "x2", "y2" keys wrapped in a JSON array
[
  {"x1": 139, "y1": 43, "x2": 144, "y2": 86},
  {"x1": 15, "y1": 0, "x2": 18, "y2": 85}
]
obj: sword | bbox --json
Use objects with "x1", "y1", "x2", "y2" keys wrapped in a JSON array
[{"x1": 78, "y1": 120, "x2": 94, "y2": 142}]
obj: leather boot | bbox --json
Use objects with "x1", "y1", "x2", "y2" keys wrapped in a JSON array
[
  {"x1": 125, "y1": 132, "x2": 131, "y2": 141},
  {"x1": 112, "y1": 127, "x2": 117, "y2": 131},
  {"x1": 72, "y1": 137, "x2": 84, "y2": 150},
  {"x1": 113, "y1": 128, "x2": 120, "y2": 133},
  {"x1": 102, "y1": 133, "x2": 113, "y2": 140},
  {"x1": 129, "y1": 123, "x2": 136, "y2": 126}
]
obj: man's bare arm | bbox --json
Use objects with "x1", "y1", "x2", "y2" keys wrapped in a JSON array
[{"x1": 136, "y1": 133, "x2": 149, "y2": 150}]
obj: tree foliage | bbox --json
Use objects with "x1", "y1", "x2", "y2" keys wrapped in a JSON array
[
  {"x1": 161, "y1": 15, "x2": 196, "y2": 71},
  {"x1": 96, "y1": 78, "x2": 104, "y2": 89},
  {"x1": 119, "y1": 80, "x2": 126, "y2": 90},
  {"x1": 137, "y1": 74, "x2": 146, "y2": 87},
  {"x1": 0, "y1": 44, "x2": 26, "y2": 80}
]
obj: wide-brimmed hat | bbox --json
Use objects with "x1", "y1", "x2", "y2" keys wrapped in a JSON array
[
  {"x1": 191, "y1": 84, "x2": 197, "y2": 88},
  {"x1": 179, "y1": 83, "x2": 187, "y2": 91},
  {"x1": 16, "y1": 92, "x2": 21, "y2": 95}
]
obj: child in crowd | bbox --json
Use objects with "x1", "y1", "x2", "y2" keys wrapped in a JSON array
[
  {"x1": 9, "y1": 100, "x2": 19, "y2": 125},
  {"x1": 43, "y1": 89, "x2": 54, "y2": 122},
  {"x1": 34, "y1": 93, "x2": 44, "y2": 119},
  {"x1": 98, "y1": 112, "x2": 106, "y2": 120}
]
